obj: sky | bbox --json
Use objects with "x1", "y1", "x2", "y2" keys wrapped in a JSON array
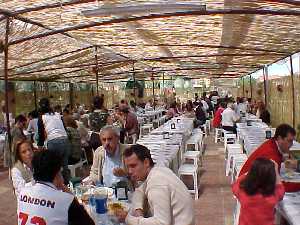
[{"x1": 251, "y1": 52, "x2": 300, "y2": 80}]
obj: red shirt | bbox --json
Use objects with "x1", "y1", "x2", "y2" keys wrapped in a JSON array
[
  {"x1": 232, "y1": 175, "x2": 285, "y2": 225},
  {"x1": 212, "y1": 107, "x2": 224, "y2": 128},
  {"x1": 239, "y1": 138, "x2": 300, "y2": 192}
]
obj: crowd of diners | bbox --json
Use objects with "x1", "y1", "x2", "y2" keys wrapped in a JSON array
[{"x1": 1, "y1": 90, "x2": 299, "y2": 225}]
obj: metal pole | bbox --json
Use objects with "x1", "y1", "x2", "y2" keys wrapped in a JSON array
[
  {"x1": 250, "y1": 75, "x2": 253, "y2": 99},
  {"x1": 33, "y1": 81, "x2": 37, "y2": 110},
  {"x1": 132, "y1": 63, "x2": 136, "y2": 102},
  {"x1": 263, "y1": 67, "x2": 268, "y2": 107},
  {"x1": 242, "y1": 77, "x2": 245, "y2": 96},
  {"x1": 4, "y1": 18, "x2": 12, "y2": 167},
  {"x1": 152, "y1": 72, "x2": 155, "y2": 100},
  {"x1": 94, "y1": 46, "x2": 99, "y2": 95},
  {"x1": 290, "y1": 55, "x2": 296, "y2": 128},
  {"x1": 162, "y1": 72, "x2": 165, "y2": 98},
  {"x1": 69, "y1": 82, "x2": 74, "y2": 109}
]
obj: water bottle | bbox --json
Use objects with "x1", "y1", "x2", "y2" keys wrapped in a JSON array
[
  {"x1": 280, "y1": 162, "x2": 286, "y2": 176},
  {"x1": 96, "y1": 213, "x2": 110, "y2": 225}
]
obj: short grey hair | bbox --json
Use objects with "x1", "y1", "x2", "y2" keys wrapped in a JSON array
[{"x1": 99, "y1": 125, "x2": 120, "y2": 137}]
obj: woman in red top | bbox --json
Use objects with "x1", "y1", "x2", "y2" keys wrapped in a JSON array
[
  {"x1": 232, "y1": 158, "x2": 285, "y2": 225},
  {"x1": 212, "y1": 102, "x2": 225, "y2": 128}
]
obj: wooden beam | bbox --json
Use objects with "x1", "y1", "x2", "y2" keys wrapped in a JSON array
[
  {"x1": 9, "y1": 8, "x2": 300, "y2": 46},
  {"x1": 262, "y1": 0, "x2": 300, "y2": 6},
  {"x1": 0, "y1": 8, "x2": 73, "y2": 39},
  {"x1": 101, "y1": 44, "x2": 288, "y2": 54},
  {"x1": 10, "y1": 46, "x2": 93, "y2": 70},
  {"x1": 0, "y1": 0, "x2": 95, "y2": 18},
  {"x1": 143, "y1": 53, "x2": 283, "y2": 61}
]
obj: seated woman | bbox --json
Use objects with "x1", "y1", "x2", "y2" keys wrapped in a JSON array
[
  {"x1": 166, "y1": 102, "x2": 179, "y2": 120},
  {"x1": 183, "y1": 100, "x2": 195, "y2": 119},
  {"x1": 11, "y1": 140, "x2": 34, "y2": 197}
]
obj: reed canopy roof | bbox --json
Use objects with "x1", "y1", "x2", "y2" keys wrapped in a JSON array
[{"x1": 0, "y1": 0, "x2": 299, "y2": 83}]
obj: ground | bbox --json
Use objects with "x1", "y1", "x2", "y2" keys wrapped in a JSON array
[{"x1": 0, "y1": 134, "x2": 234, "y2": 225}]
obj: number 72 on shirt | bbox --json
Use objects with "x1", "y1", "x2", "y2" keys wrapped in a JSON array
[{"x1": 19, "y1": 212, "x2": 46, "y2": 225}]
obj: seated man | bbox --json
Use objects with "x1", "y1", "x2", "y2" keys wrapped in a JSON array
[
  {"x1": 222, "y1": 101, "x2": 240, "y2": 134},
  {"x1": 17, "y1": 150, "x2": 94, "y2": 225},
  {"x1": 89, "y1": 125, "x2": 127, "y2": 187},
  {"x1": 116, "y1": 144, "x2": 195, "y2": 225},
  {"x1": 239, "y1": 124, "x2": 300, "y2": 192}
]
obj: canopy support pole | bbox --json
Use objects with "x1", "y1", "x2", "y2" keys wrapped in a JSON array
[
  {"x1": 162, "y1": 72, "x2": 165, "y2": 98},
  {"x1": 4, "y1": 17, "x2": 12, "y2": 168},
  {"x1": 152, "y1": 72, "x2": 155, "y2": 100},
  {"x1": 263, "y1": 66, "x2": 268, "y2": 108},
  {"x1": 250, "y1": 75, "x2": 253, "y2": 99},
  {"x1": 242, "y1": 77, "x2": 245, "y2": 96},
  {"x1": 94, "y1": 46, "x2": 99, "y2": 95},
  {"x1": 290, "y1": 55, "x2": 296, "y2": 128},
  {"x1": 132, "y1": 63, "x2": 136, "y2": 102},
  {"x1": 69, "y1": 82, "x2": 74, "y2": 109},
  {"x1": 33, "y1": 81, "x2": 37, "y2": 110}
]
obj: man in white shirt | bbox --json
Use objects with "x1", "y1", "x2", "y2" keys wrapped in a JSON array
[
  {"x1": 17, "y1": 150, "x2": 94, "y2": 225},
  {"x1": 222, "y1": 102, "x2": 240, "y2": 134},
  {"x1": 89, "y1": 125, "x2": 127, "y2": 186},
  {"x1": 116, "y1": 144, "x2": 195, "y2": 225}
]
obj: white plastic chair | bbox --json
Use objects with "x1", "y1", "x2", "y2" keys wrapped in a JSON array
[
  {"x1": 68, "y1": 148, "x2": 88, "y2": 177},
  {"x1": 178, "y1": 164, "x2": 199, "y2": 199},
  {"x1": 215, "y1": 128, "x2": 223, "y2": 143}
]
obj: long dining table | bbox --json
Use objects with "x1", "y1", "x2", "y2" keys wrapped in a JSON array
[{"x1": 137, "y1": 117, "x2": 194, "y2": 174}]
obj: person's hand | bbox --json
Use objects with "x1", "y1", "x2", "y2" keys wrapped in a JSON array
[
  {"x1": 115, "y1": 209, "x2": 128, "y2": 223},
  {"x1": 113, "y1": 167, "x2": 127, "y2": 177},
  {"x1": 285, "y1": 159, "x2": 298, "y2": 170}
]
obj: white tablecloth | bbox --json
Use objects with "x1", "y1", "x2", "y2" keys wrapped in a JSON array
[
  {"x1": 278, "y1": 192, "x2": 300, "y2": 225},
  {"x1": 0, "y1": 134, "x2": 5, "y2": 156}
]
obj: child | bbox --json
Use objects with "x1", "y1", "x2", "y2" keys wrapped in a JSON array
[{"x1": 232, "y1": 158, "x2": 285, "y2": 225}]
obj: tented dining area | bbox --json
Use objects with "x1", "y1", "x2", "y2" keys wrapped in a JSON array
[{"x1": 1, "y1": 1, "x2": 300, "y2": 225}]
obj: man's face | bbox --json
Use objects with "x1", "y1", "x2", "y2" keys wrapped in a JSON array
[
  {"x1": 100, "y1": 130, "x2": 119, "y2": 156},
  {"x1": 277, "y1": 133, "x2": 295, "y2": 153},
  {"x1": 124, "y1": 153, "x2": 150, "y2": 182}
]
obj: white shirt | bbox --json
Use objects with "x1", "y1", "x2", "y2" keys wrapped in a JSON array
[
  {"x1": 102, "y1": 147, "x2": 124, "y2": 187},
  {"x1": 17, "y1": 182, "x2": 74, "y2": 225},
  {"x1": 42, "y1": 114, "x2": 67, "y2": 141},
  {"x1": 235, "y1": 103, "x2": 248, "y2": 116},
  {"x1": 201, "y1": 100, "x2": 209, "y2": 112},
  {"x1": 11, "y1": 165, "x2": 34, "y2": 197},
  {"x1": 127, "y1": 167, "x2": 195, "y2": 225},
  {"x1": 222, "y1": 107, "x2": 239, "y2": 127}
]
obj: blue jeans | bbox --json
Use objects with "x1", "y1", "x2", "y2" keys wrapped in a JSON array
[{"x1": 47, "y1": 137, "x2": 71, "y2": 184}]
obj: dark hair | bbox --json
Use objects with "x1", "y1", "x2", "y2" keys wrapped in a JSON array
[
  {"x1": 15, "y1": 114, "x2": 27, "y2": 124},
  {"x1": 170, "y1": 101, "x2": 177, "y2": 109},
  {"x1": 63, "y1": 108, "x2": 70, "y2": 114},
  {"x1": 54, "y1": 105, "x2": 62, "y2": 113},
  {"x1": 29, "y1": 110, "x2": 39, "y2": 119},
  {"x1": 274, "y1": 124, "x2": 296, "y2": 139},
  {"x1": 39, "y1": 98, "x2": 51, "y2": 114},
  {"x1": 240, "y1": 158, "x2": 276, "y2": 196},
  {"x1": 129, "y1": 100, "x2": 136, "y2": 108},
  {"x1": 120, "y1": 106, "x2": 130, "y2": 114},
  {"x1": 186, "y1": 100, "x2": 193, "y2": 111},
  {"x1": 220, "y1": 102, "x2": 226, "y2": 108},
  {"x1": 124, "y1": 144, "x2": 154, "y2": 167},
  {"x1": 32, "y1": 150, "x2": 63, "y2": 183},
  {"x1": 14, "y1": 139, "x2": 33, "y2": 163},
  {"x1": 93, "y1": 96, "x2": 104, "y2": 109}
]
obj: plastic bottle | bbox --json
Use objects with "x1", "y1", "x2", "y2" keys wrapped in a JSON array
[{"x1": 280, "y1": 162, "x2": 286, "y2": 176}]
